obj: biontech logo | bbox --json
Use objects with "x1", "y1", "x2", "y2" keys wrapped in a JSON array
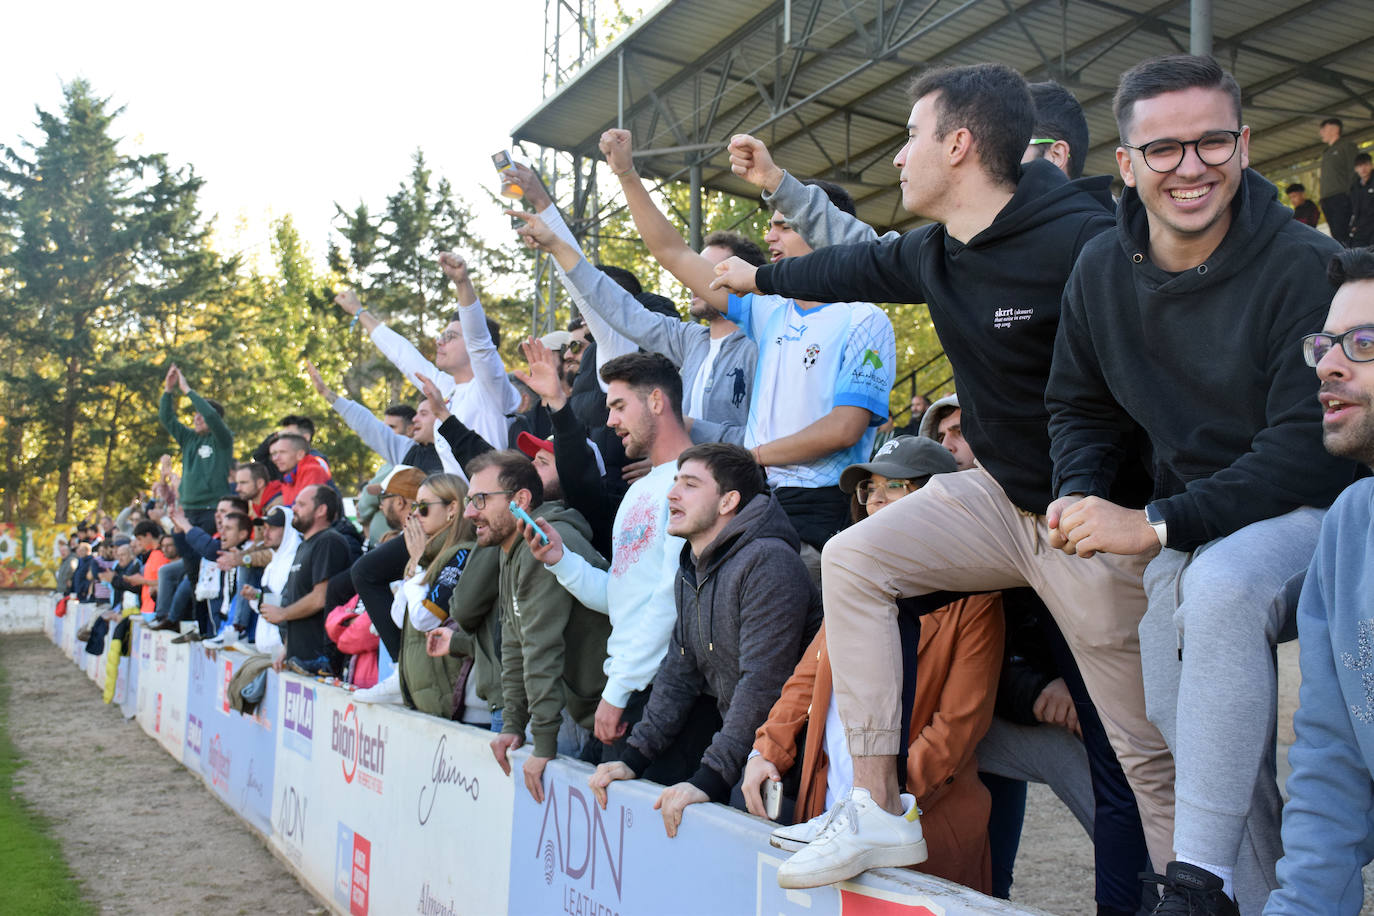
[{"x1": 331, "y1": 703, "x2": 386, "y2": 793}]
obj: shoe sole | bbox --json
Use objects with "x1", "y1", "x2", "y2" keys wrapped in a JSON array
[{"x1": 776, "y1": 838, "x2": 929, "y2": 889}]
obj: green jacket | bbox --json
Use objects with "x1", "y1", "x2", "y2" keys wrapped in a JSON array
[
  {"x1": 398, "y1": 539, "x2": 491, "y2": 718},
  {"x1": 497, "y1": 501, "x2": 610, "y2": 757},
  {"x1": 447, "y1": 543, "x2": 504, "y2": 714},
  {"x1": 159, "y1": 390, "x2": 233, "y2": 510}
]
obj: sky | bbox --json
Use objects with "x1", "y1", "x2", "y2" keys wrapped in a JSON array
[{"x1": 1, "y1": 0, "x2": 635, "y2": 269}]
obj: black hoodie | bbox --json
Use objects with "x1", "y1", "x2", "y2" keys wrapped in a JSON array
[
  {"x1": 1047, "y1": 169, "x2": 1360, "y2": 551},
  {"x1": 756, "y1": 159, "x2": 1135, "y2": 514},
  {"x1": 621, "y1": 492, "x2": 822, "y2": 802}
]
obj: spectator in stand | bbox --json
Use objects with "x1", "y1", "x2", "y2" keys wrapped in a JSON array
[
  {"x1": 505, "y1": 164, "x2": 760, "y2": 445},
  {"x1": 114, "y1": 499, "x2": 145, "y2": 536},
  {"x1": 325, "y1": 599, "x2": 379, "y2": 688},
  {"x1": 467, "y1": 450, "x2": 611, "y2": 802},
  {"x1": 918, "y1": 395, "x2": 974, "y2": 471},
  {"x1": 1351, "y1": 152, "x2": 1374, "y2": 249},
  {"x1": 116, "y1": 520, "x2": 167, "y2": 619},
  {"x1": 585, "y1": 443, "x2": 821, "y2": 838},
  {"x1": 1046, "y1": 56, "x2": 1358, "y2": 912},
  {"x1": 55, "y1": 538, "x2": 77, "y2": 595},
  {"x1": 1023, "y1": 80, "x2": 1090, "y2": 179},
  {"x1": 355, "y1": 404, "x2": 418, "y2": 545},
  {"x1": 743, "y1": 435, "x2": 1001, "y2": 892},
  {"x1": 167, "y1": 505, "x2": 251, "y2": 644},
  {"x1": 605, "y1": 130, "x2": 895, "y2": 575},
  {"x1": 426, "y1": 543, "x2": 505, "y2": 726},
  {"x1": 268, "y1": 433, "x2": 332, "y2": 507},
  {"x1": 242, "y1": 506, "x2": 299, "y2": 657},
  {"x1": 1267, "y1": 248, "x2": 1374, "y2": 914},
  {"x1": 709, "y1": 63, "x2": 1168, "y2": 890},
  {"x1": 261, "y1": 485, "x2": 353, "y2": 675},
  {"x1": 235, "y1": 462, "x2": 280, "y2": 517},
  {"x1": 305, "y1": 362, "x2": 443, "y2": 475},
  {"x1": 158, "y1": 364, "x2": 232, "y2": 535},
  {"x1": 72, "y1": 542, "x2": 94, "y2": 603},
  {"x1": 1286, "y1": 184, "x2": 1321, "y2": 228},
  {"x1": 889, "y1": 394, "x2": 931, "y2": 439},
  {"x1": 1320, "y1": 117, "x2": 1358, "y2": 246},
  {"x1": 354, "y1": 472, "x2": 477, "y2": 704},
  {"x1": 248, "y1": 415, "x2": 330, "y2": 483},
  {"x1": 332, "y1": 251, "x2": 520, "y2": 475}
]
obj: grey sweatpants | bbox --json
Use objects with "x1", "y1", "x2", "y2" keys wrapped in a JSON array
[
  {"x1": 1140, "y1": 507, "x2": 1323, "y2": 916},
  {"x1": 976, "y1": 716, "x2": 1095, "y2": 838}
]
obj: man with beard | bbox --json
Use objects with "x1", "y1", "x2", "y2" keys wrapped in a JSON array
[
  {"x1": 306, "y1": 361, "x2": 444, "y2": 475},
  {"x1": 505, "y1": 168, "x2": 759, "y2": 444},
  {"x1": 466, "y1": 450, "x2": 610, "y2": 804},
  {"x1": 522, "y1": 353, "x2": 709, "y2": 783},
  {"x1": 1268, "y1": 247, "x2": 1374, "y2": 914},
  {"x1": 259, "y1": 485, "x2": 352, "y2": 674}
]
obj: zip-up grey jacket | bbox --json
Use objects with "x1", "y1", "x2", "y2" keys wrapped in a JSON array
[
  {"x1": 563, "y1": 260, "x2": 757, "y2": 444},
  {"x1": 621, "y1": 492, "x2": 821, "y2": 801}
]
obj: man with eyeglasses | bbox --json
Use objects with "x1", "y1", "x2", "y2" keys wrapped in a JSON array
[
  {"x1": 333, "y1": 250, "x2": 520, "y2": 475},
  {"x1": 463, "y1": 449, "x2": 610, "y2": 805},
  {"x1": 1045, "y1": 55, "x2": 1360, "y2": 914},
  {"x1": 1268, "y1": 248, "x2": 1374, "y2": 914}
]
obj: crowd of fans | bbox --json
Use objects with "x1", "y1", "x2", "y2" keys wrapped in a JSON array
[{"x1": 50, "y1": 53, "x2": 1374, "y2": 916}]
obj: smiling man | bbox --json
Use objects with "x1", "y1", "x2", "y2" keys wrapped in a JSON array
[
  {"x1": 1268, "y1": 248, "x2": 1374, "y2": 915},
  {"x1": 1045, "y1": 55, "x2": 1359, "y2": 914}
]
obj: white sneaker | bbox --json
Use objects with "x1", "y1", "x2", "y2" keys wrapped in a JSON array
[
  {"x1": 775, "y1": 788, "x2": 927, "y2": 889},
  {"x1": 771, "y1": 793, "x2": 916, "y2": 853},
  {"x1": 351, "y1": 670, "x2": 402, "y2": 704},
  {"x1": 204, "y1": 628, "x2": 238, "y2": 649}
]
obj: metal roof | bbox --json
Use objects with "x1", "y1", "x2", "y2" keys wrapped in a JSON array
[{"x1": 513, "y1": 0, "x2": 1374, "y2": 233}]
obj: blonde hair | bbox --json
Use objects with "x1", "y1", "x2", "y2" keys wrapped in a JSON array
[{"x1": 418, "y1": 473, "x2": 476, "y2": 579}]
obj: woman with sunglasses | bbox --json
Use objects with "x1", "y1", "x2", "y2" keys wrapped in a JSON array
[{"x1": 744, "y1": 436, "x2": 1003, "y2": 892}]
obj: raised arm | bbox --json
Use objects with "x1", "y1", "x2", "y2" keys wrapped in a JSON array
[
  {"x1": 438, "y1": 252, "x2": 521, "y2": 415},
  {"x1": 729, "y1": 133, "x2": 894, "y2": 249},
  {"x1": 602, "y1": 129, "x2": 728, "y2": 312},
  {"x1": 308, "y1": 359, "x2": 412, "y2": 466}
]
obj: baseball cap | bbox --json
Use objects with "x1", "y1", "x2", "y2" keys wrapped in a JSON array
[
  {"x1": 255, "y1": 506, "x2": 288, "y2": 528},
  {"x1": 516, "y1": 432, "x2": 554, "y2": 460},
  {"x1": 539, "y1": 330, "x2": 573, "y2": 351},
  {"x1": 379, "y1": 465, "x2": 427, "y2": 501},
  {"x1": 839, "y1": 436, "x2": 957, "y2": 494}
]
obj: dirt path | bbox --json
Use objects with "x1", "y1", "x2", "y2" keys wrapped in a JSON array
[{"x1": 0, "y1": 634, "x2": 323, "y2": 916}]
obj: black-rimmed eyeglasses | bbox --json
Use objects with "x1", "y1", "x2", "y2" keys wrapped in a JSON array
[
  {"x1": 463, "y1": 490, "x2": 514, "y2": 511},
  {"x1": 1121, "y1": 130, "x2": 1242, "y2": 173},
  {"x1": 1303, "y1": 326, "x2": 1374, "y2": 367}
]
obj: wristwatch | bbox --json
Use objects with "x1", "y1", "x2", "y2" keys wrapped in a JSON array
[{"x1": 1144, "y1": 504, "x2": 1168, "y2": 547}]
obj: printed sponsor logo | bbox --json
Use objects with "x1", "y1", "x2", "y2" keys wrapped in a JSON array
[
  {"x1": 241, "y1": 758, "x2": 266, "y2": 810},
  {"x1": 334, "y1": 823, "x2": 371, "y2": 916},
  {"x1": 139, "y1": 630, "x2": 152, "y2": 661},
  {"x1": 155, "y1": 642, "x2": 168, "y2": 672},
  {"x1": 331, "y1": 703, "x2": 386, "y2": 794},
  {"x1": 417, "y1": 733, "x2": 479, "y2": 825},
  {"x1": 416, "y1": 882, "x2": 458, "y2": 916},
  {"x1": 277, "y1": 784, "x2": 308, "y2": 864},
  {"x1": 536, "y1": 778, "x2": 629, "y2": 908},
  {"x1": 155, "y1": 693, "x2": 163, "y2": 733},
  {"x1": 219, "y1": 659, "x2": 233, "y2": 714},
  {"x1": 185, "y1": 713, "x2": 203, "y2": 755},
  {"x1": 861, "y1": 348, "x2": 884, "y2": 370},
  {"x1": 207, "y1": 734, "x2": 231, "y2": 789},
  {"x1": 282, "y1": 681, "x2": 314, "y2": 759}
]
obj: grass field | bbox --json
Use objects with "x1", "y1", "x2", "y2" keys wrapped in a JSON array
[{"x1": 0, "y1": 661, "x2": 92, "y2": 915}]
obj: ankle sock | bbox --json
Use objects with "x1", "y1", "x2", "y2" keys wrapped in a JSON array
[{"x1": 1176, "y1": 855, "x2": 1234, "y2": 899}]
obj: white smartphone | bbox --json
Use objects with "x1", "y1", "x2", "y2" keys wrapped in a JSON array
[{"x1": 763, "y1": 779, "x2": 782, "y2": 821}]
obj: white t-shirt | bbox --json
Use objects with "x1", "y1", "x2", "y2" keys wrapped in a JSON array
[
  {"x1": 687, "y1": 335, "x2": 726, "y2": 421},
  {"x1": 726, "y1": 293, "x2": 896, "y2": 488}
]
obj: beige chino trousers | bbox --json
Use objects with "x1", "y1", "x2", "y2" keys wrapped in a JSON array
[{"x1": 821, "y1": 466, "x2": 1175, "y2": 871}]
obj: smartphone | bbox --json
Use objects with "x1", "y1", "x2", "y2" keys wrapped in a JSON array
[
  {"x1": 763, "y1": 779, "x2": 783, "y2": 821},
  {"x1": 509, "y1": 500, "x2": 549, "y2": 544}
]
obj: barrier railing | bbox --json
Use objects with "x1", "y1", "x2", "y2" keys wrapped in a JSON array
[{"x1": 42, "y1": 600, "x2": 1042, "y2": 916}]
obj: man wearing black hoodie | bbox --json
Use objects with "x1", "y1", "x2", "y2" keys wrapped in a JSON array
[
  {"x1": 1045, "y1": 57, "x2": 1359, "y2": 915},
  {"x1": 585, "y1": 443, "x2": 821, "y2": 837},
  {"x1": 712, "y1": 62, "x2": 1172, "y2": 892}
]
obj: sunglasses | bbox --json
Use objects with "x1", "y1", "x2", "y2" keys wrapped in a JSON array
[
  {"x1": 411, "y1": 499, "x2": 451, "y2": 518},
  {"x1": 565, "y1": 338, "x2": 586, "y2": 355}
]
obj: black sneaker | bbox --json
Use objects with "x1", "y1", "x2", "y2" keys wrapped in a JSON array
[
  {"x1": 170, "y1": 631, "x2": 205, "y2": 645},
  {"x1": 1144, "y1": 862, "x2": 1239, "y2": 916}
]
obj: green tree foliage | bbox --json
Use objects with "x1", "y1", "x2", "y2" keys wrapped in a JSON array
[{"x1": 0, "y1": 80, "x2": 239, "y2": 523}]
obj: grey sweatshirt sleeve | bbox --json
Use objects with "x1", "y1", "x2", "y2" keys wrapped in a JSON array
[
  {"x1": 564, "y1": 259, "x2": 698, "y2": 366},
  {"x1": 331, "y1": 396, "x2": 411, "y2": 465},
  {"x1": 764, "y1": 171, "x2": 898, "y2": 249}
]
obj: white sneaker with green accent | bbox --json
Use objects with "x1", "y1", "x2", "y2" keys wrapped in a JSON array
[{"x1": 775, "y1": 788, "x2": 927, "y2": 889}]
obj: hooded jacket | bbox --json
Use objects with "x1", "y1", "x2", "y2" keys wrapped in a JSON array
[
  {"x1": 1047, "y1": 169, "x2": 1360, "y2": 551},
  {"x1": 497, "y1": 500, "x2": 612, "y2": 758},
  {"x1": 620, "y1": 492, "x2": 822, "y2": 802},
  {"x1": 757, "y1": 160, "x2": 1147, "y2": 514}
]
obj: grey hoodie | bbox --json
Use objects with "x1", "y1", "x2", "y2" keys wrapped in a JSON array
[{"x1": 622, "y1": 492, "x2": 822, "y2": 801}]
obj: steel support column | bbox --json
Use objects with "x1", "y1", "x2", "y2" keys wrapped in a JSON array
[{"x1": 1190, "y1": 0, "x2": 1213, "y2": 55}]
